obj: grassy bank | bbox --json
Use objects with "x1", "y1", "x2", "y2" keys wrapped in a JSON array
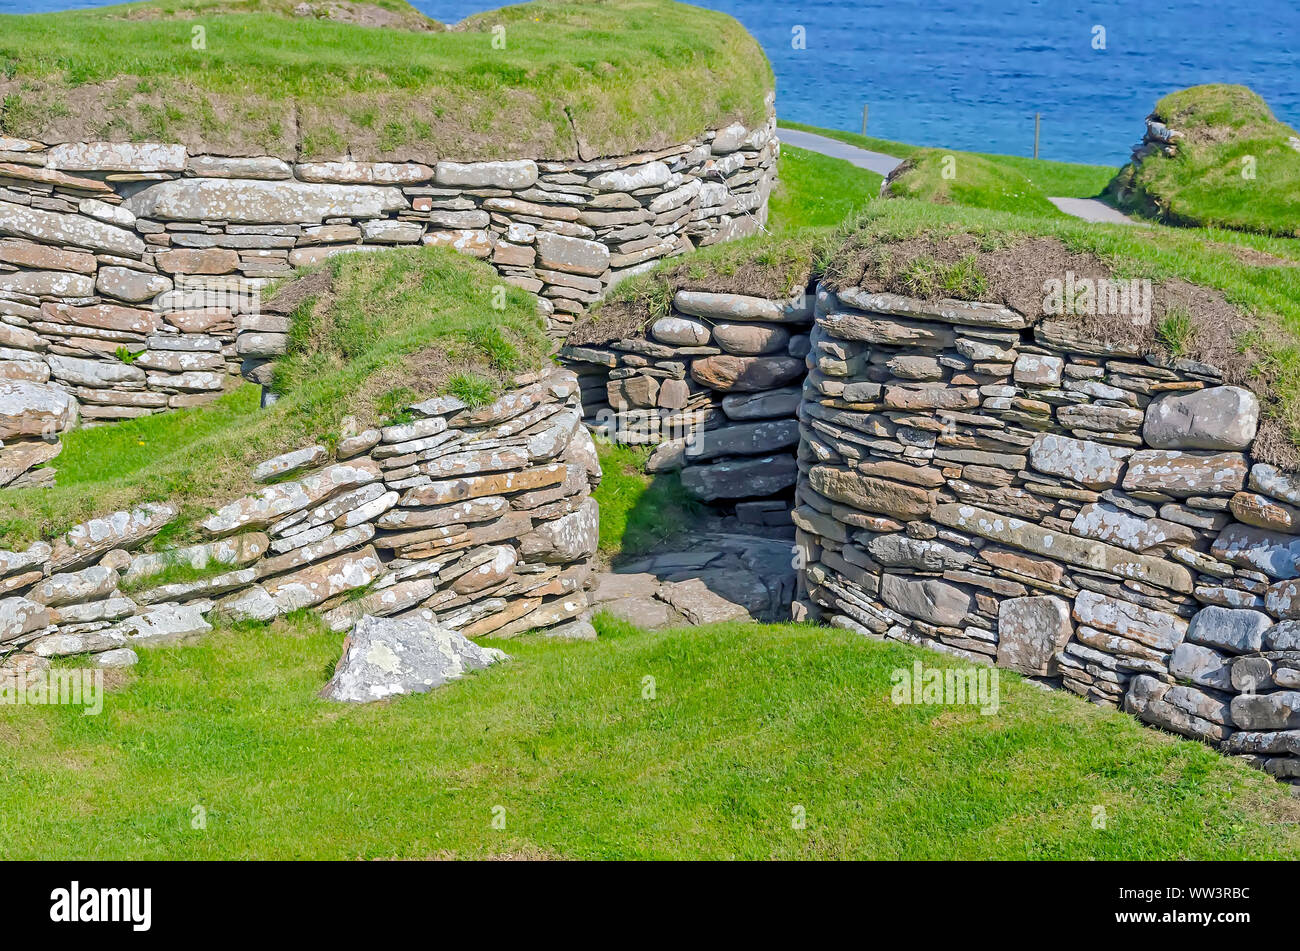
[
  {"x1": 0, "y1": 244, "x2": 549, "y2": 546},
  {"x1": 1110, "y1": 84, "x2": 1300, "y2": 236},
  {"x1": 779, "y1": 119, "x2": 1116, "y2": 216},
  {"x1": 0, "y1": 0, "x2": 771, "y2": 160},
  {"x1": 4, "y1": 616, "x2": 1297, "y2": 859}
]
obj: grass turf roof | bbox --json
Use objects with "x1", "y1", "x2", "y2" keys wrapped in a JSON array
[
  {"x1": 0, "y1": 0, "x2": 772, "y2": 161},
  {"x1": 575, "y1": 195, "x2": 1300, "y2": 468},
  {"x1": 0, "y1": 243, "x2": 551, "y2": 548},
  {"x1": 1109, "y1": 84, "x2": 1300, "y2": 237}
]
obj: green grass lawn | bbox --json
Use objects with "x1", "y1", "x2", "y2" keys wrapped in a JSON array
[
  {"x1": 769, "y1": 144, "x2": 881, "y2": 232},
  {"x1": 779, "y1": 119, "x2": 1116, "y2": 216},
  {"x1": 0, "y1": 0, "x2": 770, "y2": 160},
  {"x1": 1110, "y1": 84, "x2": 1300, "y2": 237},
  {"x1": 0, "y1": 244, "x2": 550, "y2": 547},
  {"x1": 3, "y1": 615, "x2": 1297, "y2": 859}
]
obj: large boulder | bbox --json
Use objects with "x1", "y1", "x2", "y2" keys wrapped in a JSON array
[
  {"x1": 1142, "y1": 386, "x2": 1259, "y2": 451},
  {"x1": 320, "y1": 613, "x2": 507, "y2": 703}
]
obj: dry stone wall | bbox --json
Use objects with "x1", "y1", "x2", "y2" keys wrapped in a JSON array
[
  {"x1": 0, "y1": 365, "x2": 601, "y2": 673},
  {"x1": 0, "y1": 118, "x2": 776, "y2": 486},
  {"x1": 562, "y1": 288, "x2": 811, "y2": 530},
  {"x1": 794, "y1": 283, "x2": 1300, "y2": 782}
]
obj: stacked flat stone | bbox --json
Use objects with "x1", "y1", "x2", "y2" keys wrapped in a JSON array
[
  {"x1": 1130, "y1": 113, "x2": 1183, "y2": 165},
  {"x1": 795, "y1": 283, "x2": 1300, "y2": 783},
  {"x1": 0, "y1": 366, "x2": 602, "y2": 672},
  {"x1": 560, "y1": 288, "x2": 811, "y2": 529},
  {"x1": 0, "y1": 122, "x2": 774, "y2": 482}
]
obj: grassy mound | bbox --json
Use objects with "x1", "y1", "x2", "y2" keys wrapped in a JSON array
[
  {"x1": 1109, "y1": 84, "x2": 1300, "y2": 236},
  {"x1": 3, "y1": 617, "x2": 1296, "y2": 859},
  {"x1": 884, "y1": 150, "x2": 1073, "y2": 218},
  {"x1": 0, "y1": 0, "x2": 771, "y2": 161},
  {"x1": 0, "y1": 245, "x2": 550, "y2": 547},
  {"x1": 780, "y1": 120, "x2": 1116, "y2": 217}
]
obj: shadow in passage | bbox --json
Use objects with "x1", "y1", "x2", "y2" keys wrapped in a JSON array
[{"x1": 593, "y1": 470, "x2": 798, "y2": 630}]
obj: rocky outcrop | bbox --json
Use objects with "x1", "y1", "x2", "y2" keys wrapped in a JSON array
[
  {"x1": 0, "y1": 366, "x2": 601, "y2": 671},
  {"x1": 794, "y1": 283, "x2": 1300, "y2": 783},
  {"x1": 561, "y1": 288, "x2": 811, "y2": 532}
]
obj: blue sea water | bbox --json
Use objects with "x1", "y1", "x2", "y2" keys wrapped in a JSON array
[{"x1": 4, "y1": 0, "x2": 1298, "y2": 166}]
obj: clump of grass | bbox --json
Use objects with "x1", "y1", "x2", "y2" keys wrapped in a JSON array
[
  {"x1": 1156, "y1": 307, "x2": 1197, "y2": 357},
  {"x1": 119, "y1": 557, "x2": 246, "y2": 594},
  {"x1": 446, "y1": 373, "x2": 497, "y2": 409},
  {"x1": 900, "y1": 254, "x2": 988, "y2": 299}
]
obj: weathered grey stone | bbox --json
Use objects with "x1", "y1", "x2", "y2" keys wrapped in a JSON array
[
  {"x1": 28, "y1": 565, "x2": 117, "y2": 607},
  {"x1": 0, "y1": 380, "x2": 77, "y2": 440},
  {"x1": 124, "y1": 179, "x2": 406, "y2": 223},
  {"x1": 0, "y1": 199, "x2": 144, "y2": 256},
  {"x1": 588, "y1": 161, "x2": 670, "y2": 192},
  {"x1": 1126, "y1": 675, "x2": 1232, "y2": 742},
  {"x1": 0, "y1": 596, "x2": 52, "y2": 642},
  {"x1": 1013, "y1": 353, "x2": 1064, "y2": 387},
  {"x1": 810, "y1": 465, "x2": 935, "y2": 521},
  {"x1": 262, "y1": 546, "x2": 383, "y2": 612},
  {"x1": 0, "y1": 270, "x2": 95, "y2": 297},
  {"x1": 1169, "y1": 642, "x2": 1233, "y2": 690},
  {"x1": 1142, "y1": 386, "x2": 1259, "y2": 451},
  {"x1": 719, "y1": 386, "x2": 801, "y2": 421},
  {"x1": 96, "y1": 266, "x2": 171, "y2": 304},
  {"x1": 186, "y1": 155, "x2": 292, "y2": 180},
  {"x1": 690, "y1": 353, "x2": 804, "y2": 392},
  {"x1": 116, "y1": 601, "x2": 213, "y2": 647},
  {"x1": 1248, "y1": 463, "x2": 1300, "y2": 507},
  {"x1": 1121, "y1": 450, "x2": 1248, "y2": 497},
  {"x1": 320, "y1": 613, "x2": 507, "y2": 702},
  {"x1": 52, "y1": 503, "x2": 178, "y2": 569},
  {"x1": 1027, "y1": 433, "x2": 1131, "y2": 489},
  {"x1": 534, "y1": 231, "x2": 609, "y2": 276},
  {"x1": 46, "y1": 356, "x2": 145, "y2": 388},
  {"x1": 517, "y1": 497, "x2": 598, "y2": 564},
  {"x1": 933, "y1": 503, "x2": 1193, "y2": 593},
  {"x1": 46, "y1": 141, "x2": 186, "y2": 172},
  {"x1": 202, "y1": 461, "x2": 381, "y2": 535},
  {"x1": 1070, "y1": 502, "x2": 1195, "y2": 554},
  {"x1": 651, "y1": 316, "x2": 711, "y2": 346},
  {"x1": 879, "y1": 574, "x2": 971, "y2": 627},
  {"x1": 1231, "y1": 691, "x2": 1300, "y2": 731},
  {"x1": 1211, "y1": 523, "x2": 1300, "y2": 580},
  {"x1": 685, "y1": 418, "x2": 799, "y2": 461},
  {"x1": 865, "y1": 534, "x2": 972, "y2": 571},
  {"x1": 296, "y1": 161, "x2": 433, "y2": 185},
  {"x1": 679, "y1": 454, "x2": 797, "y2": 501},
  {"x1": 712, "y1": 322, "x2": 790, "y2": 356},
  {"x1": 835, "y1": 288, "x2": 1028, "y2": 329},
  {"x1": 1185, "y1": 605, "x2": 1270, "y2": 654},
  {"x1": 674, "y1": 290, "x2": 811, "y2": 324},
  {"x1": 434, "y1": 160, "x2": 537, "y2": 189},
  {"x1": 252, "y1": 445, "x2": 329, "y2": 483},
  {"x1": 1265, "y1": 621, "x2": 1300, "y2": 651},
  {"x1": 1073, "y1": 590, "x2": 1187, "y2": 651},
  {"x1": 997, "y1": 595, "x2": 1072, "y2": 675}
]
